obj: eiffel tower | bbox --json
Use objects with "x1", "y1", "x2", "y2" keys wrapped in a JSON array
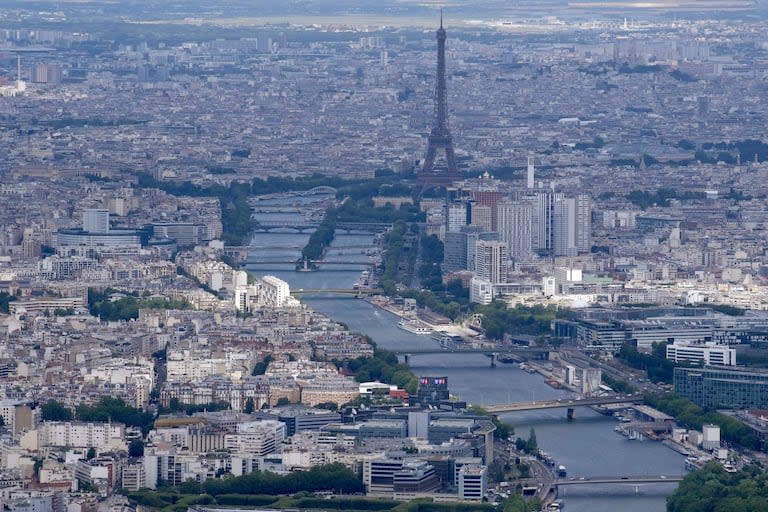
[{"x1": 418, "y1": 13, "x2": 460, "y2": 188}]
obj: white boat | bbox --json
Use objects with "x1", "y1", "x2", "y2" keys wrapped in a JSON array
[{"x1": 398, "y1": 319, "x2": 432, "y2": 335}]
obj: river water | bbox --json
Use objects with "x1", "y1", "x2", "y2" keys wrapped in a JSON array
[{"x1": 247, "y1": 229, "x2": 686, "y2": 512}]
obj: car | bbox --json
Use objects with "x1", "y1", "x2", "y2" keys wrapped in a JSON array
[{"x1": 621, "y1": 476, "x2": 629, "y2": 480}]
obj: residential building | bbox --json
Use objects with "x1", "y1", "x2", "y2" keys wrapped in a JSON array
[
  {"x1": 475, "y1": 240, "x2": 507, "y2": 284},
  {"x1": 497, "y1": 199, "x2": 533, "y2": 262}
]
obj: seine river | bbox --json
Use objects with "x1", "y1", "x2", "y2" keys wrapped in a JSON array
[{"x1": 247, "y1": 229, "x2": 686, "y2": 512}]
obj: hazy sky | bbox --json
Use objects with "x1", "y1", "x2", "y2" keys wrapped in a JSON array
[{"x1": 4, "y1": 0, "x2": 762, "y2": 25}]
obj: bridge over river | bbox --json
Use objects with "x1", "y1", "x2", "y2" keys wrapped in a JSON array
[
  {"x1": 535, "y1": 474, "x2": 685, "y2": 506},
  {"x1": 246, "y1": 258, "x2": 376, "y2": 266},
  {"x1": 291, "y1": 288, "x2": 375, "y2": 297},
  {"x1": 485, "y1": 393, "x2": 644, "y2": 415},
  {"x1": 252, "y1": 221, "x2": 392, "y2": 233},
  {"x1": 392, "y1": 347, "x2": 551, "y2": 367},
  {"x1": 555, "y1": 474, "x2": 684, "y2": 486}
]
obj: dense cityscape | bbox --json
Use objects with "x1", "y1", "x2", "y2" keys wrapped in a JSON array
[{"x1": 3, "y1": 1, "x2": 768, "y2": 511}]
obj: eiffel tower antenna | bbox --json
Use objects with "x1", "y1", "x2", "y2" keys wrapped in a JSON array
[{"x1": 418, "y1": 12, "x2": 460, "y2": 189}]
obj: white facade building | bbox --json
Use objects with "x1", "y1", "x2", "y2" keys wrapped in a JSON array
[
  {"x1": 83, "y1": 209, "x2": 110, "y2": 234},
  {"x1": 224, "y1": 420, "x2": 285, "y2": 456},
  {"x1": 469, "y1": 277, "x2": 494, "y2": 305},
  {"x1": 702, "y1": 424, "x2": 721, "y2": 450},
  {"x1": 497, "y1": 200, "x2": 533, "y2": 262},
  {"x1": 36, "y1": 421, "x2": 125, "y2": 451},
  {"x1": 666, "y1": 342, "x2": 736, "y2": 366},
  {"x1": 575, "y1": 194, "x2": 591, "y2": 253},
  {"x1": 475, "y1": 240, "x2": 507, "y2": 284},
  {"x1": 553, "y1": 197, "x2": 577, "y2": 257},
  {"x1": 458, "y1": 464, "x2": 487, "y2": 500},
  {"x1": 260, "y1": 275, "x2": 291, "y2": 308},
  {"x1": 446, "y1": 202, "x2": 468, "y2": 233}
]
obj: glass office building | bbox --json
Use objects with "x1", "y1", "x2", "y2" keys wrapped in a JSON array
[{"x1": 674, "y1": 366, "x2": 768, "y2": 409}]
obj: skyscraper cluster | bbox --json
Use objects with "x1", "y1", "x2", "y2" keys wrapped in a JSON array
[
  {"x1": 434, "y1": 170, "x2": 591, "y2": 302},
  {"x1": 416, "y1": 18, "x2": 591, "y2": 302}
]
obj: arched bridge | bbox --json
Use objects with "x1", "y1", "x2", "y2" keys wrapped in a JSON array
[{"x1": 300, "y1": 186, "x2": 338, "y2": 196}]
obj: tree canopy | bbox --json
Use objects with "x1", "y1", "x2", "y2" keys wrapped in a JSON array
[
  {"x1": 0, "y1": 292, "x2": 17, "y2": 314},
  {"x1": 644, "y1": 393, "x2": 759, "y2": 450},
  {"x1": 668, "y1": 463, "x2": 768, "y2": 512},
  {"x1": 41, "y1": 400, "x2": 74, "y2": 421},
  {"x1": 475, "y1": 302, "x2": 561, "y2": 340},
  {"x1": 75, "y1": 396, "x2": 155, "y2": 435},
  {"x1": 618, "y1": 342, "x2": 675, "y2": 383},
  {"x1": 88, "y1": 288, "x2": 190, "y2": 321},
  {"x1": 200, "y1": 463, "x2": 364, "y2": 495},
  {"x1": 341, "y1": 349, "x2": 419, "y2": 395}
]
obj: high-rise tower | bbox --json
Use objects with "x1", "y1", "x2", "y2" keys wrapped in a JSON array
[
  {"x1": 527, "y1": 155, "x2": 535, "y2": 189},
  {"x1": 419, "y1": 13, "x2": 460, "y2": 187}
]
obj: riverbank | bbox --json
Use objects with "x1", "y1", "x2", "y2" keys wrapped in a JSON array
[
  {"x1": 248, "y1": 257, "x2": 686, "y2": 511},
  {"x1": 367, "y1": 294, "x2": 483, "y2": 341}
]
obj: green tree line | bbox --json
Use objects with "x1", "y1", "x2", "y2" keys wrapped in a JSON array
[
  {"x1": 252, "y1": 354, "x2": 273, "y2": 376},
  {"x1": 137, "y1": 172, "x2": 422, "y2": 246},
  {"x1": 41, "y1": 397, "x2": 155, "y2": 435},
  {"x1": 618, "y1": 342, "x2": 675, "y2": 383},
  {"x1": 694, "y1": 139, "x2": 768, "y2": 165},
  {"x1": 301, "y1": 208, "x2": 337, "y2": 262},
  {"x1": 418, "y1": 234, "x2": 444, "y2": 292},
  {"x1": 136, "y1": 175, "x2": 252, "y2": 245},
  {"x1": 0, "y1": 292, "x2": 17, "y2": 313},
  {"x1": 335, "y1": 198, "x2": 423, "y2": 224},
  {"x1": 159, "y1": 399, "x2": 231, "y2": 416},
  {"x1": 475, "y1": 302, "x2": 563, "y2": 340},
  {"x1": 88, "y1": 288, "x2": 190, "y2": 321},
  {"x1": 200, "y1": 462, "x2": 364, "y2": 495},
  {"x1": 668, "y1": 462, "x2": 768, "y2": 512},
  {"x1": 379, "y1": 221, "x2": 408, "y2": 295},
  {"x1": 626, "y1": 188, "x2": 706, "y2": 210},
  {"x1": 124, "y1": 487, "x2": 492, "y2": 512},
  {"x1": 468, "y1": 405, "x2": 513, "y2": 440},
  {"x1": 400, "y1": 288, "x2": 464, "y2": 321},
  {"x1": 337, "y1": 349, "x2": 419, "y2": 395},
  {"x1": 644, "y1": 393, "x2": 759, "y2": 450}
]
